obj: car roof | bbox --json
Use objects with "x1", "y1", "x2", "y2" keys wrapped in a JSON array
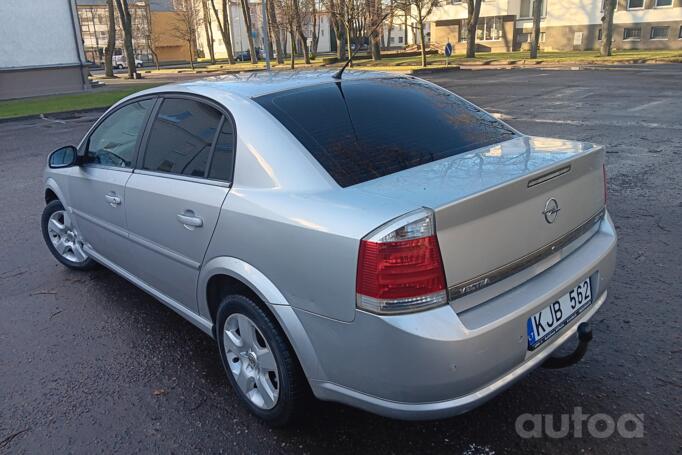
[{"x1": 139, "y1": 70, "x2": 402, "y2": 100}]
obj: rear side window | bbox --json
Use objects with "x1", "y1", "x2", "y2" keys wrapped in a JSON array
[
  {"x1": 143, "y1": 98, "x2": 222, "y2": 177},
  {"x1": 208, "y1": 119, "x2": 235, "y2": 181},
  {"x1": 254, "y1": 78, "x2": 517, "y2": 187}
]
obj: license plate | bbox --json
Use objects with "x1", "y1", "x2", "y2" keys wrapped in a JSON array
[{"x1": 527, "y1": 278, "x2": 592, "y2": 351}]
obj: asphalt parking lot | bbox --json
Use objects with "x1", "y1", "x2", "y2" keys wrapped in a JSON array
[{"x1": 1, "y1": 65, "x2": 681, "y2": 454}]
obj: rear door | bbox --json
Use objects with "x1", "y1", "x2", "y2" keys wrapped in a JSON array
[
  {"x1": 70, "y1": 97, "x2": 155, "y2": 268},
  {"x1": 124, "y1": 95, "x2": 236, "y2": 311}
]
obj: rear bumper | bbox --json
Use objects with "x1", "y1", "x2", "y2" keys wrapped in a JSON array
[{"x1": 287, "y1": 211, "x2": 617, "y2": 420}]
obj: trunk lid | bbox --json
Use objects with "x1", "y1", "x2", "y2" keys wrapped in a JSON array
[{"x1": 356, "y1": 136, "x2": 606, "y2": 297}]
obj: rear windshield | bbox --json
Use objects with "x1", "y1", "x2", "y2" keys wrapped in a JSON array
[{"x1": 254, "y1": 77, "x2": 517, "y2": 187}]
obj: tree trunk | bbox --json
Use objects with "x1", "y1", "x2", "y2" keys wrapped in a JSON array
[
  {"x1": 466, "y1": 0, "x2": 482, "y2": 58},
  {"x1": 289, "y1": 26, "x2": 296, "y2": 69},
  {"x1": 211, "y1": 0, "x2": 235, "y2": 64},
  {"x1": 418, "y1": 16, "x2": 427, "y2": 67},
  {"x1": 202, "y1": 0, "x2": 216, "y2": 63},
  {"x1": 530, "y1": 0, "x2": 543, "y2": 58},
  {"x1": 600, "y1": 0, "x2": 616, "y2": 57},
  {"x1": 114, "y1": 0, "x2": 138, "y2": 79},
  {"x1": 346, "y1": 21, "x2": 353, "y2": 66},
  {"x1": 266, "y1": 0, "x2": 284, "y2": 63},
  {"x1": 403, "y1": 8, "x2": 408, "y2": 47},
  {"x1": 292, "y1": 0, "x2": 311, "y2": 64},
  {"x1": 188, "y1": 39, "x2": 195, "y2": 69},
  {"x1": 240, "y1": 0, "x2": 258, "y2": 64},
  {"x1": 104, "y1": 0, "x2": 116, "y2": 77},
  {"x1": 311, "y1": 0, "x2": 319, "y2": 55}
]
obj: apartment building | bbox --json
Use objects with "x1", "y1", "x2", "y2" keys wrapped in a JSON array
[
  {"x1": 429, "y1": 0, "x2": 682, "y2": 52},
  {"x1": 0, "y1": 0, "x2": 88, "y2": 99}
]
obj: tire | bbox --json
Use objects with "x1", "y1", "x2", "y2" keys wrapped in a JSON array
[
  {"x1": 136, "y1": 63, "x2": 142, "y2": 68},
  {"x1": 216, "y1": 294, "x2": 308, "y2": 426},
  {"x1": 117, "y1": 64, "x2": 123, "y2": 69},
  {"x1": 41, "y1": 200, "x2": 97, "y2": 270}
]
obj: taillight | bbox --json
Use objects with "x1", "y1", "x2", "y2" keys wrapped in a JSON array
[
  {"x1": 356, "y1": 209, "x2": 447, "y2": 314},
  {"x1": 602, "y1": 164, "x2": 608, "y2": 205}
]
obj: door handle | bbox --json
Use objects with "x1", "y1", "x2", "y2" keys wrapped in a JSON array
[
  {"x1": 177, "y1": 211, "x2": 203, "y2": 229},
  {"x1": 105, "y1": 193, "x2": 121, "y2": 207}
]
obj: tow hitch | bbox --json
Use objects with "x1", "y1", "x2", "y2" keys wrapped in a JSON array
[{"x1": 542, "y1": 322, "x2": 593, "y2": 369}]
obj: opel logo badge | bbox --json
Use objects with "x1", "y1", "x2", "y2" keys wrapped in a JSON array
[{"x1": 543, "y1": 198, "x2": 560, "y2": 224}]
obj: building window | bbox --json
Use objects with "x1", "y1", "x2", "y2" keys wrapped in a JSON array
[
  {"x1": 460, "y1": 16, "x2": 504, "y2": 41},
  {"x1": 650, "y1": 26, "x2": 669, "y2": 39},
  {"x1": 627, "y1": 0, "x2": 644, "y2": 9},
  {"x1": 390, "y1": 36, "x2": 395, "y2": 43},
  {"x1": 623, "y1": 27, "x2": 641, "y2": 40},
  {"x1": 655, "y1": 0, "x2": 672, "y2": 6},
  {"x1": 398, "y1": 36, "x2": 404, "y2": 43},
  {"x1": 679, "y1": 25, "x2": 682, "y2": 39},
  {"x1": 598, "y1": 28, "x2": 603, "y2": 40},
  {"x1": 519, "y1": 0, "x2": 547, "y2": 19}
]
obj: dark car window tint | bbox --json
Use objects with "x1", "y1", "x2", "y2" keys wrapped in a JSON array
[
  {"x1": 85, "y1": 99, "x2": 153, "y2": 168},
  {"x1": 254, "y1": 78, "x2": 518, "y2": 187},
  {"x1": 143, "y1": 98, "x2": 221, "y2": 177},
  {"x1": 208, "y1": 119, "x2": 235, "y2": 181}
]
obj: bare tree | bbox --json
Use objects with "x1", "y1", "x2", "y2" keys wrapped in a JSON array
[
  {"x1": 104, "y1": 0, "x2": 116, "y2": 77},
  {"x1": 326, "y1": 0, "x2": 346, "y2": 59},
  {"x1": 210, "y1": 0, "x2": 236, "y2": 63},
  {"x1": 600, "y1": 0, "x2": 616, "y2": 57},
  {"x1": 365, "y1": 0, "x2": 382, "y2": 61},
  {"x1": 401, "y1": 0, "x2": 439, "y2": 66},
  {"x1": 172, "y1": 0, "x2": 202, "y2": 69},
  {"x1": 239, "y1": 0, "x2": 258, "y2": 64},
  {"x1": 267, "y1": 0, "x2": 285, "y2": 63},
  {"x1": 202, "y1": 0, "x2": 217, "y2": 63},
  {"x1": 292, "y1": 0, "x2": 311, "y2": 63},
  {"x1": 529, "y1": 0, "x2": 542, "y2": 59},
  {"x1": 465, "y1": 0, "x2": 482, "y2": 58},
  {"x1": 138, "y1": 1, "x2": 162, "y2": 69},
  {"x1": 114, "y1": 0, "x2": 139, "y2": 78}
]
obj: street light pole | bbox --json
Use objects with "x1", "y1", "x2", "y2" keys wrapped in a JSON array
[{"x1": 261, "y1": 0, "x2": 271, "y2": 70}]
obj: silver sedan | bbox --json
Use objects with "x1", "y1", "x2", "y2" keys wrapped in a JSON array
[{"x1": 42, "y1": 71, "x2": 616, "y2": 426}]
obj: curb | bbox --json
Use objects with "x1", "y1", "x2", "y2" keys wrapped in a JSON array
[{"x1": 0, "y1": 107, "x2": 106, "y2": 124}]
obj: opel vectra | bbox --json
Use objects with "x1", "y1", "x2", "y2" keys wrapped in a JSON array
[{"x1": 42, "y1": 71, "x2": 617, "y2": 426}]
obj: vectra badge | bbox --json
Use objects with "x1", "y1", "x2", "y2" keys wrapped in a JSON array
[{"x1": 543, "y1": 198, "x2": 560, "y2": 224}]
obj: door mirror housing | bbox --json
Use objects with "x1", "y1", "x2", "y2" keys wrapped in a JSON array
[{"x1": 48, "y1": 145, "x2": 79, "y2": 169}]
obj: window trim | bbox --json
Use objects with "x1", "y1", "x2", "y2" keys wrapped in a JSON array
[
  {"x1": 623, "y1": 27, "x2": 642, "y2": 41},
  {"x1": 78, "y1": 94, "x2": 159, "y2": 172},
  {"x1": 649, "y1": 26, "x2": 670, "y2": 40},
  {"x1": 135, "y1": 92, "x2": 238, "y2": 185}
]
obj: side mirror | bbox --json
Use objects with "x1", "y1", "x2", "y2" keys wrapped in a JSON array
[{"x1": 48, "y1": 145, "x2": 78, "y2": 169}]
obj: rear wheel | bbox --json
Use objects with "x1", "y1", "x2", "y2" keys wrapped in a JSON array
[
  {"x1": 41, "y1": 200, "x2": 97, "y2": 270},
  {"x1": 216, "y1": 294, "x2": 307, "y2": 426}
]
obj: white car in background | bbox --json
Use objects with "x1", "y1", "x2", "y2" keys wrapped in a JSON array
[{"x1": 113, "y1": 55, "x2": 143, "y2": 69}]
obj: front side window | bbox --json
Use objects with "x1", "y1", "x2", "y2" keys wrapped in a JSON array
[
  {"x1": 650, "y1": 26, "x2": 669, "y2": 39},
  {"x1": 143, "y1": 98, "x2": 222, "y2": 178},
  {"x1": 85, "y1": 98, "x2": 154, "y2": 168},
  {"x1": 623, "y1": 27, "x2": 641, "y2": 40},
  {"x1": 255, "y1": 78, "x2": 518, "y2": 187}
]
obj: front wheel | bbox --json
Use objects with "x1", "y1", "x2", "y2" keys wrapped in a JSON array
[
  {"x1": 216, "y1": 294, "x2": 308, "y2": 426},
  {"x1": 41, "y1": 200, "x2": 97, "y2": 270}
]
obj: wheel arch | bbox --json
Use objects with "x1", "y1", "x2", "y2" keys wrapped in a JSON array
[
  {"x1": 199, "y1": 257, "x2": 325, "y2": 382},
  {"x1": 44, "y1": 178, "x2": 68, "y2": 206}
]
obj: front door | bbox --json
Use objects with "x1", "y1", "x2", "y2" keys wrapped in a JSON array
[
  {"x1": 69, "y1": 98, "x2": 155, "y2": 268},
  {"x1": 124, "y1": 96, "x2": 236, "y2": 311}
]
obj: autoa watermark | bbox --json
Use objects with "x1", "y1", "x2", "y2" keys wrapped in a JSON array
[{"x1": 515, "y1": 407, "x2": 644, "y2": 439}]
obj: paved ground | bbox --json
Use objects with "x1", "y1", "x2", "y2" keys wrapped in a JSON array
[{"x1": 1, "y1": 65, "x2": 681, "y2": 454}]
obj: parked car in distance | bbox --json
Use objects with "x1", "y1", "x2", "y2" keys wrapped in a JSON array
[
  {"x1": 113, "y1": 54, "x2": 143, "y2": 69},
  {"x1": 235, "y1": 50, "x2": 254, "y2": 62},
  {"x1": 42, "y1": 71, "x2": 616, "y2": 426}
]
